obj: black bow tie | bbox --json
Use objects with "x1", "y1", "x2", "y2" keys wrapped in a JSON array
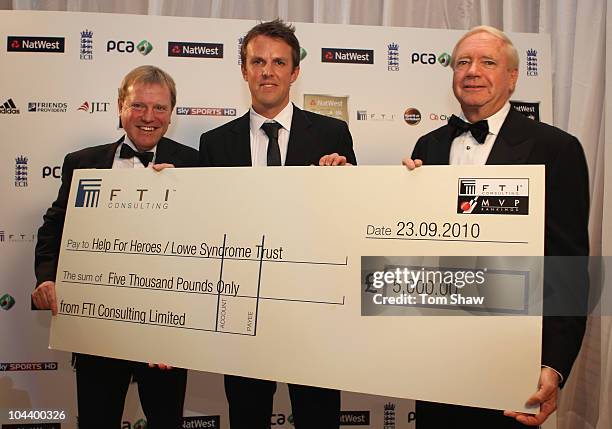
[
  {"x1": 119, "y1": 143, "x2": 154, "y2": 167},
  {"x1": 448, "y1": 114, "x2": 489, "y2": 144}
]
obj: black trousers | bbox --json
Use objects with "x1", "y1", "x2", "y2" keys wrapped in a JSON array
[
  {"x1": 225, "y1": 375, "x2": 340, "y2": 429},
  {"x1": 75, "y1": 354, "x2": 187, "y2": 429},
  {"x1": 416, "y1": 401, "x2": 536, "y2": 428}
]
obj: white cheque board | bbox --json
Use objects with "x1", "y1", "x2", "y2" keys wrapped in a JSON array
[{"x1": 50, "y1": 165, "x2": 544, "y2": 412}]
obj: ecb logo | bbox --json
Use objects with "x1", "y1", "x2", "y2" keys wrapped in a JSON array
[{"x1": 75, "y1": 178, "x2": 102, "y2": 208}]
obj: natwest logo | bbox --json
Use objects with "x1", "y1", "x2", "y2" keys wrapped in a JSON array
[
  {"x1": 176, "y1": 107, "x2": 236, "y2": 116},
  {"x1": 321, "y1": 48, "x2": 374, "y2": 64},
  {"x1": 168, "y1": 42, "x2": 223, "y2": 58},
  {"x1": 7, "y1": 36, "x2": 65, "y2": 53},
  {"x1": 340, "y1": 411, "x2": 370, "y2": 425},
  {"x1": 107, "y1": 39, "x2": 153, "y2": 55}
]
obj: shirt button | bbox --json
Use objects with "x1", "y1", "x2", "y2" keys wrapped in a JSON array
[{"x1": 466, "y1": 145, "x2": 471, "y2": 150}]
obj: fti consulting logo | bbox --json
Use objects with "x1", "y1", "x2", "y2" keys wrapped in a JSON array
[
  {"x1": 526, "y1": 49, "x2": 538, "y2": 76},
  {"x1": 15, "y1": 156, "x2": 28, "y2": 187},
  {"x1": 75, "y1": 178, "x2": 102, "y2": 208},
  {"x1": 0, "y1": 293, "x2": 15, "y2": 311},
  {"x1": 28, "y1": 102, "x2": 68, "y2": 113},
  {"x1": 458, "y1": 178, "x2": 529, "y2": 215},
  {"x1": 0, "y1": 98, "x2": 20, "y2": 114},
  {"x1": 321, "y1": 48, "x2": 374, "y2": 64},
  {"x1": 357, "y1": 110, "x2": 395, "y2": 121},
  {"x1": 168, "y1": 41, "x2": 223, "y2": 58},
  {"x1": 80, "y1": 29, "x2": 93, "y2": 60},
  {"x1": 7, "y1": 36, "x2": 65, "y2": 53},
  {"x1": 387, "y1": 42, "x2": 399, "y2": 71},
  {"x1": 383, "y1": 403, "x2": 396, "y2": 429},
  {"x1": 78, "y1": 101, "x2": 110, "y2": 113},
  {"x1": 403, "y1": 107, "x2": 421, "y2": 125},
  {"x1": 176, "y1": 107, "x2": 236, "y2": 116}
]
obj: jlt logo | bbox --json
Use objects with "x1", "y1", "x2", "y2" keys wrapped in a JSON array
[{"x1": 78, "y1": 101, "x2": 110, "y2": 113}]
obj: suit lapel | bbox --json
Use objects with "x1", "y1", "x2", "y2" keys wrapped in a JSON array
[
  {"x1": 429, "y1": 126, "x2": 453, "y2": 164},
  {"x1": 230, "y1": 111, "x2": 252, "y2": 166},
  {"x1": 154, "y1": 137, "x2": 178, "y2": 164},
  {"x1": 286, "y1": 104, "x2": 312, "y2": 166},
  {"x1": 98, "y1": 137, "x2": 123, "y2": 168},
  {"x1": 486, "y1": 109, "x2": 535, "y2": 165}
]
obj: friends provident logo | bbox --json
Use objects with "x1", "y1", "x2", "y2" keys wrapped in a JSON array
[
  {"x1": 321, "y1": 48, "x2": 374, "y2": 64},
  {"x1": 458, "y1": 178, "x2": 529, "y2": 215},
  {"x1": 7, "y1": 36, "x2": 65, "y2": 53},
  {"x1": 168, "y1": 41, "x2": 223, "y2": 58}
]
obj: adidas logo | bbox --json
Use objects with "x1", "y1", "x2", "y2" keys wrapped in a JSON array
[{"x1": 0, "y1": 98, "x2": 20, "y2": 114}]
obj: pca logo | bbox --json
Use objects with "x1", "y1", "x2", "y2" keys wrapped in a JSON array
[
  {"x1": 80, "y1": 29, "x2": 93, "y2": 60},
  {"x1": 0, "y1": 293, "x2": 15, "y2": 311},
  {"x1": 457, "y1": 178, "x2": 529, "y2": 215},
  {"x1": 411, "y1": 51, "x2": 451, "y2": 67},
  {"x1": 387, "y1": 42, "x2": 399, "y2": 71},
  {"x1": 0, "y1": 98, "x2": 20, "y2": 114},
  {"x1": 7, "y1": 36, "x2": 65, "y2": 53},
  {"x1": 107, "y1": 39, "x2": 153, "y2": 55},
  {"x1": 526, "y1": 49, "x2": 538, "y2": 76},
  {"x1": 75, "y1": 178, "x2": 102, "y2": 208},
  {"x1": 15, "y1": 156, "x2": 28, "y2": 187}
]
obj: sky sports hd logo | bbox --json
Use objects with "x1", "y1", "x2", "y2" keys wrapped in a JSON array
[
  {"x1": 168, "y1": 42, "x2": 223, "y2": 58},
  {"x1": 7, "y1": 36, "x2": 65, "y2": 53},
  {"x1": 321, "y1": 48, "x2": 373, "y2": 64},
  {"x1": 457, "y1": 178, "x2": 529, "y2": 215}
]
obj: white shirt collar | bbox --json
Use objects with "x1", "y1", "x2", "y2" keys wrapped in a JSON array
[
  {"x1": 122, "y1": 134, "x2": 158, "y2": 156},
  {"x1": 249, "y1": 102, "x2": 294, "y2": 134},
  {"x1": 460, "y1": 102, "x2": 511, "y2": 136}
]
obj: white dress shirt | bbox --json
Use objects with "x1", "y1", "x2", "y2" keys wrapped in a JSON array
[
  {"x1": 449, "y1": 102, "x2": 511, "y2": 166},
  {"x1": 249, "y1": 102, "x2": 293, "y2": 167}
]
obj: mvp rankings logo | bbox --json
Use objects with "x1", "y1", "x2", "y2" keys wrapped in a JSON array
[{"x1": 74, "y1": 178, "x2": 175, "y2": 210}]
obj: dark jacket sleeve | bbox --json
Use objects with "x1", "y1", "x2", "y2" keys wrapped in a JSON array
[
  {"x1": 337, "y1": 120, "x2": 357, "y2": 165},
  {"x1": 34, "y1": 152, "x2": 77, "y2": 285},
  {"x1": 541, "y1": 134, "x2": 590, "y2": 385}
]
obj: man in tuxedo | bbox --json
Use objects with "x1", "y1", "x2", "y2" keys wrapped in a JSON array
[
  {"x1": 200, "y1": 19, "x2": 356, "y2": 429},
  {"x1": 403, "y1": 26, "x2": 589, "y2": 427},
  {"x1": 33, "y1": 65, "x2": 198, "y2": 429}
]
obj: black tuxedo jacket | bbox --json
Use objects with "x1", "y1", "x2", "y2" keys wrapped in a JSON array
[
  {"x1": 413, "y1": 109, "x2": 589, "y2": 382},
  {"x1": 199, "y1": 104, "x2": 356, "y2": 167},
  {"x1": 35, "y1": 136, "x2": 198, "y2": 285}
]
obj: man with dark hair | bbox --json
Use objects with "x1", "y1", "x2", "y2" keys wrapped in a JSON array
[
  {"x1": 33, "y1": 65, "x2": 197, "y2": 429},
  {"x1": 200, "y1": 19, "x2": 356, "y2": 429},
  {"x1": 403, "y1": 26, "x2": 589, "y2": 427}
]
